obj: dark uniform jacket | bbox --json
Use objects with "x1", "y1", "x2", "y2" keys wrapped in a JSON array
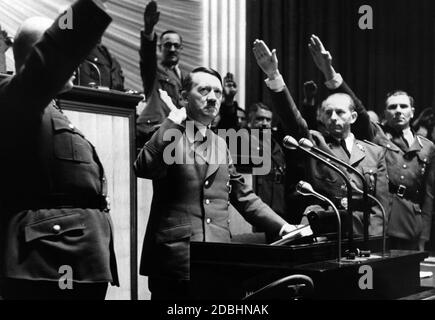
[
  {"x1": 136, "y1": 32, "x2": 186, "y2": 147},
  {"x1": 75, "y1": 43, "x2": 125, "y2": 91},
  {"x1": 134, "y1": 118, "x2": 288, "y2": 280},
  {"x1": 0, "y1": 0, "x2": 118, "y2": 285},
  {"x1": 269, "y1": 87, "x2": 390, "y2": 236},
  {"x1": 335, "y1": 81, "x2": 435, "y2": 241}
]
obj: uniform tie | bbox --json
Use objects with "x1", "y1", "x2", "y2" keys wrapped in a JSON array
[{"x1": 340, "y1": 139, "x2": 351, "y2": 158}]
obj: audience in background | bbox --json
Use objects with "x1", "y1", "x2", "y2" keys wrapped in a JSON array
[
  {"x1": 136, "y1": 0, "x2": 186, "y2": 147},
  {"x1": 413, "y1": 108, "x2": 435, "y2": 142}
]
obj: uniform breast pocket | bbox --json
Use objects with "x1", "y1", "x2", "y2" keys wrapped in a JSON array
[{"x1": 52, "y1": 117, "x2": 92, "y2": 163}]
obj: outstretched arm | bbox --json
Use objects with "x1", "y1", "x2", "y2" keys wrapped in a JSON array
[
  {"x1": 139, "y1": 0, "x2": 160, "y2": 97},
  {"x1": 308, "y1": 35, "x2": 376, "y2": 141},
  {"x1": 252, "y1": 39, "x2": 310, "y2": 139},
  {"x1": 1, "y1": 0, "x2": 111, "y2": 117}
]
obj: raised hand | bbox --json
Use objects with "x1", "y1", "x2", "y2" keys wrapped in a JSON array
[
  {"x1": 160, "y1": 89, "x2": 186, "y2": 123},
  {"x1": 252, "y1": 39, "x2": 279, "y2": 79},
  {"x1": 303, "y1": 81, "x2": 318, "y2": 100},
  {"x1": 144, "y1": 0, "x2": 160, "y2": 34},
  {"x1": 308, "y1": 35, "x2": 335, "y2": 80}
]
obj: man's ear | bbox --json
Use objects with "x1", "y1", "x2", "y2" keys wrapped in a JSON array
[
  {"x1": 350, "y1": 111, "x2": 358, "y2": 124},
  {"x1": 411, "y1": 107, "x2": 415, "y2": 119},
  {"x1": 158, "y1": 43, "x2": 162, "y2": 52}
]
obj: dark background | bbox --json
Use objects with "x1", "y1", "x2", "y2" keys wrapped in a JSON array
[{"x1": 246, "y1": 0, "x2": 435, "y2": 118}]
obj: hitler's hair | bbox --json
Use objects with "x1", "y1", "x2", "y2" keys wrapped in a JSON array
[{"x1": 181, "y1": 67, "x2": 222, "y2": 92}]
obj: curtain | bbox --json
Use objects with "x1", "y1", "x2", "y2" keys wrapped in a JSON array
[{"x1": 246, "y1": 0, "x2": 435, "y2": 117}]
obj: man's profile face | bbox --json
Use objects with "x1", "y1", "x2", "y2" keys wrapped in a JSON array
[
  {"x1": 237, "y1": 109, "x2": 247, "y2": 128},
  {"x1": 160, "y1": 33, "x2": 182, "y2": 66},
  {"x1": 250, "y1": 108, "x2": 272, "y2": 129},
  {"x1": 184, "y1": 72, "x2": 223, "y2": 125},
  {"x1": 320, "y1": 94, "x2": 357, "y2": 139},
  {"x1": 384, "y1": 95, "x2": 414, "y2": 130}
]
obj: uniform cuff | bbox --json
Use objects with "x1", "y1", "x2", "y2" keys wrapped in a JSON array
[
  {"x1": 324, "y1": 73, "x2": 343, "y2": 90},
  {"x1": 265, "y1": 74, "x2": 285, "y2": 92}
]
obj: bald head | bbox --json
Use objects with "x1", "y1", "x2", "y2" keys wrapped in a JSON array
[{"x1": 13, "y1": 17, "x2": 53, "y2": 70}]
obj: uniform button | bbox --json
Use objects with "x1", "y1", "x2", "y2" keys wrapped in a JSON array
[
  {"x1": 206, "y1": 218, "x2": 211, "y2": 224},
  {"x1": 386, "y1": 144, "x2": 391, "y2": 148},
  {"x1": 403, "y1": 164, "x2": 407, "y2": 169},
  {"x1": 205, "y1": 180, "x2": 209, "y2": 187},
  {"x1": 102, "y1": 177, "x2": 106, "y2": 182},
  {"x1": 52, "y1": 225, "x2": 61, "y2": 233},
  {"x1": 400, "y1": 176, "x2": 405, "y2": 180},
  {"x1": 205, "y1": 199, "x2": 210, "y2": 205},
  {"x1": 227, "y1": 219, "x2": 231, "y2": 224},
  {"x1": 369, "y1": 169, "x2": 373, "y2": 174},
  {"x1": 68, "y1": 123, "x2": 75, "y2": 129},
  {"x1": 227, "y1": 201, "x2": 230, "y2": 206},
  {"x1": 94, "y1": 57, "x2": 98, "y2": 62},
  {"x1": 341, "y1": 184, "x2": 347, "y2": 190}
]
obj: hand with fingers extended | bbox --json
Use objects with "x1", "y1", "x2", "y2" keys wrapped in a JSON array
[
  {"x1": 252, "y1": 39, "x2": 280, "y2": 79},
  {"x1": 308, "y1": 34, "x2": 336, "y2": 81},
  {"x1": 303, "y1": 80, "x2": 318, "y2": 102},
  {"x1": 160, "y1": 89, "x2": 186, "y2": 124},
  {"x1": 144, "y1": 0, "x2": 160, "y2": 35}
]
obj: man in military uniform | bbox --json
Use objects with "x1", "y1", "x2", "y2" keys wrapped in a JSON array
[
  {"x1": 253, "y1": 39, "x2": 390, "y2": 237},
  {"x1": 0, "y1": 0, "x2": 118, "y2": 299},
  {"x1": 247, "y1": 102, "x2": 288, "y2": 241},
  {"x1": 308, "y1": 34, "x2": 435, "y2": 250},
  {"x1": 134, "y1": 67, "x2": 299, "y2": 300},
  {"x1": 136, "y1": 0, "x2": 186, "y2": 147}
]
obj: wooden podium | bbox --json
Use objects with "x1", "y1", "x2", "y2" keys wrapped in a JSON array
[
  {"x1": 58, "y1": 85, "x2": 142, "y2": 300},
  {"x1": 190, "y1": 238, "x2": 429, "y2": 300}
]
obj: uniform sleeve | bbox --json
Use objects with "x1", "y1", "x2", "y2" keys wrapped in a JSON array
[
  {"x1": 269, "y1": 87, "x2": 311, "y2": 140},
  {"x1": 134, "y1": 118, "x2": 185, "y2": 179},
  {"x1": 139, "y1": 31, "x2": 158, "y2": 98},
  {"x1": 420, "y1": 146, "x2": 435, "y2": 241},
  {"x1": 370, "y1": 148, "x2": 391, "y2": 236},
  {"x1": 1, "y1": 0, "x2": 111, "y2": 118},
  {"x1": 228, "y1": 151, "x2": 287, "y2": 235}
]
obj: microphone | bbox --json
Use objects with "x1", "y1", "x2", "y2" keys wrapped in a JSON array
[
  {"x1": 85, "y1": 60, "x2": 102, "y2": 88},
  {"x1": 299, "y1": 138, "x2": 372, "y2": 254},
  {"x1": 297, "y1": 181, "x2": 342, "y2": 262},
  {"x1": 282, "y1": 135, "x2": 357, "y2": 258}
]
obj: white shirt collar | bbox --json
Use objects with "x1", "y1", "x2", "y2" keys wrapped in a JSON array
[
  {"x1": 344, "y1": 132, "x2": 355, "y2": 154},
  {"x1": 402, "y1": 127, "x2": 415, "y2": 147}
]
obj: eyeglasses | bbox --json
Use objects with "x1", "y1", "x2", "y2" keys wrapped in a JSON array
[{"x1": 162, "y1": 42, "x2": 182, "y2": 50}]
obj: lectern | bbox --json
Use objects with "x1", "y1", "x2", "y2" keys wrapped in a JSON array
[{"x1": 190, "y1": 237, "x2": 429, "y2": 300}]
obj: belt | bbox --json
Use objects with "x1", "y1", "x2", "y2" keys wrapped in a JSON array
[
  {"x1": 388, "y1": 182, "x2": 420, "y2": 203},
  {"x1": 3, "y1": 194, "x2": 110, "y2": 212}
]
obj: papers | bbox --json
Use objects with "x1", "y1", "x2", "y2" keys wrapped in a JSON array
[{"x1": 271, "y1": 225, "x2": 313, "y2": 246}]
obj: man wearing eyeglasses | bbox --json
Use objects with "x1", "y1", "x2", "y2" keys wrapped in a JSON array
[{"x1": 136, "y1": 0, "x2": 186, "y2": 148}]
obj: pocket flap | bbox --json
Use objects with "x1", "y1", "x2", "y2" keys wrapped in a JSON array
[
  {"x1": 362, "y1": 166, "x2": 377, "y2": 175},
  {"x1": 155, "y1": 224, "x2": 191, "y2": 243},
  {"x1": 24, "y1": 213, "x2": 86, "y2": 242}
]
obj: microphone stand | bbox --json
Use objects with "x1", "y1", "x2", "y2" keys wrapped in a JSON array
[
  {"x1": 297, "y1": 181, "x2": 342, "y2": 263},
  {"x1": 283, "y1": 136, "x2": 358, "y2": 258},
  {"x1": 299, "y1": 138, "x2": 371, "y2": 254}
]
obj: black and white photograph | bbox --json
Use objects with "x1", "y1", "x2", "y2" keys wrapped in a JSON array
[{"x1": 0, "y1": 0, "x2": 435, "y2": 307}]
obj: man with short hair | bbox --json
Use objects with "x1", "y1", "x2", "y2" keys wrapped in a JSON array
[
  {"x1": 253, "y1": 39, "x2": 390, "y2": 237},
  {"x1": 134, "y1": 67, "x2": 298, "y2": 300},
  {"x1": 248, "y1": 102, "x2": 288, "y2": 241},
  {"x1": 136, "y1": 0, "x2": 186, "y2": 146},
  {"x1": 308, "y1": 35, "x2": 435, "y2": 250},
  {"x1": 0, "y1": 0, "x2": 118, "y2": 300}
]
